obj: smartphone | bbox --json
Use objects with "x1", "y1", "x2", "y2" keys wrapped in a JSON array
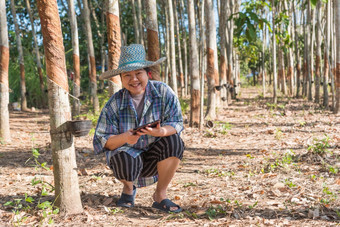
[{"x1": 132, "y1": 120, "x2": 161, "y2": 134}]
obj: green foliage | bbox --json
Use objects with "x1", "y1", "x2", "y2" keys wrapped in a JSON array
[
  {"x1": 307, "y1": 136, "x2": 331, "y2": 155},
  {"x1": 179, "y1": 98, "x2": 190, "y2": 116}
]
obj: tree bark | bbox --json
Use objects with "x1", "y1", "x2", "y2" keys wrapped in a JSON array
[
  {"x1": 137, "y1": 0, "x2": 144, "y2": 46},
  {"x1": 219, "y1": 0, "x2": 228, "y2": 106},
  {"x1": 145, "y1": 0, "x2": 161, "y2": 81},
  {"x1": 272, "y1": 0, "x2": 278, "y2": 104},
  {"x1": 293, "y1": 0, "x2": 301, "y2": 98},
  {"x1": 167, "y1": 0, "x2": 178, "y2": 95},
  {"x1": 82, "y1": 0, "x2": 99, "y2": 113},
  {"x1": 0, "y1": 0, "x2": 10, "y2": 142},
  {"x1": 107, "y1": 0, "x2": 122, "y2": 96},
  {"x1": 315, "y1": 1, "x2": 321, "y2": 104},
  {"x1": 65, "y1": 0, "x2": 81, "y2": 118},
  {"x1": 188, "y1": 0, "x2": 200, "y2": 127},
  {"x1": 179, "y1": 0, "x2": 188, "y2": 97},
  {"x1": 131, "y1": 0, "x2": 140, "y2": 43},
  {"x1": 26, "y1": 0, "x2": 46, "y2": 108},
  {"x1": 335, "y1": 0, "x2": 340, "y2": 114},
  {"x1": 10, "y1": 0, "x2": 29, "y2": 111},
  {"x1": 205, "y1": 0, "x2": 218, "y2": 120},
  {"x1": 37, "y1": 0, "x2": 83, "y2": 214},
  {"x1": 173, "y1": 0, "x2": 184, "y2": 97},
  {"x1": 323, "y1": 0, "x2": 330, "y2": 108}
]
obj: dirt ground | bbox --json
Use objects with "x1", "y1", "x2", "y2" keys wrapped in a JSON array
[{"x1": 0, "y1": 87, "x2": 339, "y2": 226}]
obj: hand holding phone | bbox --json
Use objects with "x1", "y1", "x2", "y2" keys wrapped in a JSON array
[{"x1": 131, "y1": 120, "x2": 161, "y2": 135}]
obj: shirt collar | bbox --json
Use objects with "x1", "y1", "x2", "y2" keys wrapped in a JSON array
[{"x1": 120, "y1": 81, "x2": 161, "y2": 110}]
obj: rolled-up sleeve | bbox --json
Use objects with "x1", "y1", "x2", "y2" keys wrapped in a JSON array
[
  {"x1": 93, "y1": 105, "x2": 119, "y2": 155},
  {"x1": 161, "y1": 88, "x2": 184, "y2": 134}
]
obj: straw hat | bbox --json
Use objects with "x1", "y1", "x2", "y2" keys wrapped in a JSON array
[{"x1": 99, "y1": 44, "x2": 166, "y2": 80}]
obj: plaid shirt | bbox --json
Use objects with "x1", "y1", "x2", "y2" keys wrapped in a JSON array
[{"x1": 93, "y1": 80, "x2": 184, "y2": 187}]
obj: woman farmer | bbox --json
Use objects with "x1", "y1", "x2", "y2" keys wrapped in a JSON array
[{"x1": 93, "y1": 44, "x2": 184, "y2": 213}]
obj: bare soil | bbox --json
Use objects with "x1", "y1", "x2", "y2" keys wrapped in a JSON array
[{"x1": 1, "y1": 87, "x2": 339, "y2": 226}]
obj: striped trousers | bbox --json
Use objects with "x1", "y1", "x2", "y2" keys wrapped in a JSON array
[{"x1": 109, "y1": 133, "x2": 184, "y2": 182}]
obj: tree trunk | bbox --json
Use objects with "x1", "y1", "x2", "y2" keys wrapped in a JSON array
[
  {"x1": 0, "y1": 0, "x2": 10, "y2": 142},
  {"x1": 307, "y1": 1, "x2": 313, "y2": 101},
  {"x1": 219, "y1": 0, "x2": 228, "y2": 106},
  {"x1": 227, "y1": 0, "x2": 234, "y2": 100},
  {"x1": 37, "y1": 0, "x2": 83, "y2": 214},
  {"x1": 315, "y1": 1, "x2": 321, "y2": 103},
  {"x1": 146, "y1": 0, "x2": 161, "y2": 81},
  {"x1": 262, "y1": 8, "x2": 266, "y2": 97},
  {"x1": 107, "y1": 0, "x2": 122, "y2": 96},
  {"x1": 335, "y1": 0, "x2": 340, "y2": 114},
  {"x1": 82, "y1": 0, "x2": 99, "y2": 113},
  {"x1": 205, "y1": 0, "x2": 218, "y2": 120},
  {"x1": 26, "y1": 0, "x2": 46, "y2": 108},
  {"x1": 11, "y1": 0, "x2": 28, "y2": 111},
  {"x1": 65, "y1": 0, "x2": 81, "y2": 118},
  {"x1": 323, "y1": 0, "x2": 330, "y2": 108},
  {"x1": 179, "y1": 0, "x2": 188, "y2": 97},
  {"x1": 131, "y1": 0, "x2": 140, "y2": 43},
  {"x1": 173, "y1": 0, "x2": 184, "y2": 97},
  {"x1": 188, "y1": 0, "x2": 200, "y2": 127},
  {"x1": 272, "y1": 0, "x2": 278, "y2": 104},
  {"x1": 137, "y1": 0, "x2": 144, "y2": 46},
  {"x1": 198, "y1": 0, "x2": 205, "y2": 130},
  {"x1": 167, "y1": 0, "x2": 178, "y2": 95},
  {"x1": 293, "y1": 0, "x2": 301, "y2": 98}
]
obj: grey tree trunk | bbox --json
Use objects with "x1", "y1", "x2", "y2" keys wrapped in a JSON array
[
  {"x1": 10, "y1": 0, "x2": 28, "y2": 111},
  {"x1": 331, "y1": 0, "x2": 336, "y2": 111},
  {"x1": 26, "y1": 0, "x2": 46, "y2": 108},
  {"x1": 335, "y1": 0, "x2": 340, "y2": 114},
  {"x1": 205, "y1": 0, "x2": 218, "y2": 120},
  {"x1": 198, "y1": 0, "x2": 205, "y2": 130},
  {"x1": 293, "y1": 0, "x2": 301, "y2": 98},
  {"x1": 106, "y1": 0, "x2": 122, "y2": 96},
  {"x1": 0, "y1": 0, "x2": 10, "y2": 142},
  {"x1": 315, "y1": 1, "x2": 322, "y2": 104},
  {"x1": 188, "y1": 0, "x2": 200, "y2": 127},
  {"x1": 307, "y1": 1, "x2": 313, "y2": 101},
  {"x1": 272, "y1": 0, "x2": 278, "y2": 104},
  {"x1": 146, "y1": 0, "x2": 161, "y2": 81},
  {"x1": 66, "y1": 0, "x2": 81, "y2": 118},
  {"x1": 227, "y1": 1, "x2": 235, "y2": 99},
  {"x1": 164, "y1": 0, "x2": 170, "y2": 85},
  {"x1": 179, "y1": 0, "x2": 188, "y2": 97},
  {"x1": 173, "y1": 0, "x2": 184, "y2": 97},
  {"x1": 219, "y1": 0, "x2": 228, "y2": 106},
  {"x1": 82, "y1": 0, "x2": 99, "y2": 113},
  {"x1": 131, "y1": 0, "x2": 140, "y2": 43},
  {"x1": 167, "y1": 0, "x2": 178, "y2": 95},
  {"x1": 37, "y1": 0, "x2": 83, "y2": 214},
  {"x1": 323, "y1": 0, "x2": 330, "y2": 108},
  {"x1": 137, "y1": 0, "x2": 144, "y2": 46}
]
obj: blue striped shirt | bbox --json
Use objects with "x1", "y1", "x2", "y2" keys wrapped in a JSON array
[{"x1": 93, "y1": 80, "x2": 184, "y2": 187}]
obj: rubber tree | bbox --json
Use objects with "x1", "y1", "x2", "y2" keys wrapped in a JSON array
[
  {"x1": 205, "y1": 0, "x2": 218, "y2": 120},
  {"x1": 0, "y1": 0, "x2": 10, "y2": 142},
  {"x1": 167, "y1": 0, "x2": 178, "y2": 95},
  {"x1": 293, "y1": 0, "x2": 301, "y2": 98},
  {"x1": 10, "y1": 0, "x2": 29, "y2": 111},
  {"x1": 272, "y1": 0, "x2": 278, "y2": 104},
  {"x1": 145, "y1": 0, "x2": 161, "y2": 81},
  {"x1": 26, "y1": 0, "x2": 46, "y2": 108},
  {"x1": 335, "y1": 0, "x2": 340, "y2": 114},
  {"x1": 188, "y1": 0, "x2": 200, "y2": 127},
  {"x1": 315, "y1": 1, "x2": 322, "y2": 103},
  {"x1": 219, "y1": 0, "x2": 228, "y2": 106},
  {"x1": 81, "y1": 0, "x2": 99, "y2": 113},
  {"x1": 65, "y1": 0, "x2": 81, "y2": 118},
  {"x1": 37, "y1": 0, "x2": 83, "y2": 214},
  {"x1": 173, "y1": 0, "x2": 184, "y2": 97},
  {"x1": 106, "y1": 0, "x2": 122, "y2": 95},
  {"x1": 323, "y1": 0, "x2": 331, "y2": 108}
]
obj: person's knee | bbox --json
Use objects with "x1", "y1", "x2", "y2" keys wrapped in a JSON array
[{"x1": 110, "y1": 153, "x2": 142, "y2": 181}]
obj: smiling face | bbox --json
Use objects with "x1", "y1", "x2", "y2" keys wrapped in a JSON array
[{"x1": 121, "y1": 69, "x2": 149, "y2": 96}]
